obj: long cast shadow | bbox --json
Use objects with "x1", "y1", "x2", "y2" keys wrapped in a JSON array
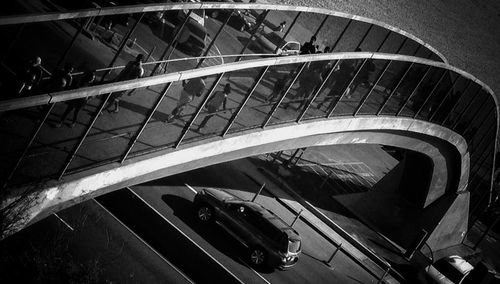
[{"x1": 161, "y1": 193, "x2": 274, "y2": 273}]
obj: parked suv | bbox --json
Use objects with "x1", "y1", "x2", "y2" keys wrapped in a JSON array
[{"x1": 193, "y1": 188, "x2": 302, "y2": 269}]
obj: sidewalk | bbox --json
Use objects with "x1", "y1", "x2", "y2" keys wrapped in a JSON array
[{"x1": 233, "y1": 157, "x2": 404, "y2": 282}]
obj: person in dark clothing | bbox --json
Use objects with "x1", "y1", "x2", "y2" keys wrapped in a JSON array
[
  {"x1": 55, "y1": 70, "x2": 96, "y2": 128},
  {"x1": 316, "y1": 60, "x2": 355, "y2": 110},
  {"x1": 349, "y1": 51, "x2": 376, "y2": 97},
  {"x1": 266, "y1": 75, "x2": 288, "y2": 102},
  {"x1": 46, "y1": 62, "x2": 74, "y2": 93},
  {"x1": 167, "y1": 76, "x2": 206, "y2": 123},
  {"x1": 300, "y1": 36, "x2": 317, "y2": 54},
  {"x1": 196, "y1": 83, "x2": 231, "y2": 131},
  {"x1": 17, "y1": 56, "x2": 43, "y2": 96},
  {"x1": 105, "y1": 54, "x2": 145, "y2": 113},
  {"x1": 284, "y1": 66, "x2": 323, "y2": 110}
]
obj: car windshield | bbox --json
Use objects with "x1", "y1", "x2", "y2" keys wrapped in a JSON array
[{"x1": 283, "y1": 42, "x2": 300, "y2": 51}]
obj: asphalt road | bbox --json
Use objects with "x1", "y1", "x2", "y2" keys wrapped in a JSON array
[{"x1": 93, "y1": 158, "x2": 379, "y2": 283}]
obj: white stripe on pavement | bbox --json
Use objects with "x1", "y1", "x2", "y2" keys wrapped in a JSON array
[
  {"x1": 53, "y1": 213, "x2": 74, "y2": 231},
  {"x1": 126, "y1": 187, "x2": 245, "y2": 284},
  {"x1": 92, "y1": 198, "x2": 195, "y2": 284},
  {"x1": 184, "y1": 183, "x2": 198, "y2": 194}
]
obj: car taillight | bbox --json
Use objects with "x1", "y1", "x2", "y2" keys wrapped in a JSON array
[{"x1": 288, "y1": 240, "x2": 300, "y2": 253}]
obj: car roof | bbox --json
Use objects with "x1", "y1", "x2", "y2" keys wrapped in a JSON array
[{"x1": 240, "y1": 201, "x2": 301, "y2": 239}]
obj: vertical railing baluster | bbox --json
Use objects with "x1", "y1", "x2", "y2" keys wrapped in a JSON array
[
  {"x1": 297, "y1": 60, "x2": 339, "y2": 122},
  {"x1": 120, "y1": 83, "x2": 172, "y2": 163},
  {"x1": 175, "y1": 73, "x2": 225, "y2": 148},
  {"x1": 330, "y1": 19, "x2": 352, "y2": 51},
  {"x1": 353, "y1": 60, "x2": 392, "y2": 116},
  {"x1": 196, "y1": 10, "x2": 233, "y2": 68},
  {"x1": 396, "y1": 66, "x2": 431, "y2": 116},
  {"x1": 274, "y1": 12, "x2": 301, "y2": 54},
  {"x1": 222, "y1": 66, "x2": 269, "y2": 136},
  {"x1": 429, "y1": 79, "x2": 470, "y2": 122},
  {"x1": 328, "y1": 59, "x2": 368, "y2": 117},
  {"x1": 3, "y1": 103, "x2": 55, "y2": 188},
  {"x1": 101, "y1": 13, "x2": 145, "y2": 82},
  {"x1": 442, "y1": 85, "x2": 480, "y2": 126},
  {"x1": 261, "y1": 63, "x2": 307, "y2": 128},
  {"x1": 150, "y1": 11, "x2": 192, "y2": 76},
  {"x1": 375, "y1": 62, "x2": 414, "y2": 115},
  {"x1": 58, "y1": 93, "x2": 113, "y2": 180},
  {"x1": 354, "y1": 24, "x2": 374, "y2": 51}
]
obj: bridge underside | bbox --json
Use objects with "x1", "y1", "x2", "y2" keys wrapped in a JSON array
[{"x1": 5, "y1": 116, "x2": 467, "y2": 251}]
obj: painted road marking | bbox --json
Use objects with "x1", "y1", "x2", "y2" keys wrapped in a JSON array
[
  {"x1": 92, "y1": 198, "x2": 195, "y2": 284},
  {"x1": 184, "y1": 183, "x2": 198, "y2": 194},
  {"x1": 53, "y1": 213, "x2": 74, "y2": 231},
  {"x1": 126, "y1": 187, "x2": 245, "y2": 284}
]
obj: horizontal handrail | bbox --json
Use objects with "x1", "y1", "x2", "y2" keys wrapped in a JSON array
[
  {"x1": 0, "y1": 2, "x2": 447, "y2": 63},
  {"x1": 0, "y1": 52, "x2": 493, "y2": 113}
]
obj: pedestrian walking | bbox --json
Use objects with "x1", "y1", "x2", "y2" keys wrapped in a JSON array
[
  {"x1": 105, "y1": 54, "x2": 145, "y2": 113},
  {"x1": 273, "y1": 21, "x2": 286, "y2": 32},
  {"x1": 16, "y1": 56, "x2": 43, "y2": 96},
  {"x1": 55, "y1": 70, "x2": 96, "y2": 128},
  {"x1": 46, "y1": 62, "x2": 74, "y2": 92},
  {"x1": 266, "y1": 75, "x2": 288, "y2": 102},
  {"x1": 316, "y1": 60, "x2": 355, "y2": 110},
  {"x1": 300, "y1": 36, "x2": 317, "y2": 54},
  {"x1": 166, "y1": 76, "x2": 206, "y2": 123},
  {"x1": 284, "y1": 66, "x2": 322, "y2": 110},
  {"x1": 349, "y1": 48, "x2": 375, "y2": 97},
  {"x1": 196, "y1": 83, "x2": 231, "y2": 131}
]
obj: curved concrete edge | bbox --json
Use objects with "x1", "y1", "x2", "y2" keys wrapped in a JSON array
[
  {"x1": 0, "y1": 3, "x2": 447, "y2": 63},
  {"x1": 1, "y1": 116, "x2": 466, "y2": 238}
]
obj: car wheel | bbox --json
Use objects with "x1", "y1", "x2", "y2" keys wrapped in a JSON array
[
  {"x1": 197, "y1": 204, "x2": 214, "y2": 222},
  {"x1": 249, "y1": 247, "x2": 267, "y2": 267}
]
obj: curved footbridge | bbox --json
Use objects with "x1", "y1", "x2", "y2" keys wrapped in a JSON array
[{"x1": 1, "y1": 52, "x2": 497, "y2": 255}]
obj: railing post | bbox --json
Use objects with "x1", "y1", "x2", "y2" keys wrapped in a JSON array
[
  {"x1": 101, "y1": 13, "x2": 144, "y2": 82},
  {"x1": 237, "y1": 10, "x2": 269, "y2": 61},
  {"x1": 58, "y1": 93, "x2": 113, "y2": 180},
  {"x1": 273, "y1": 12, "x2": 301, "y2": 54},
  {"x1": 354, "y1": 24, "x2": 374, "y2": 51},
  {"x1": 375, "y1": 62, "x2": 414, "y2": 115},
  {"x1": 324, "y1": 243, "x2": 342, "y2": 267},
  {"x1": 396, "y1": 66, "x2": 431, "y2": 116},
  {"x1": 442, "y1": 85, "x2": 480, "y2": 126},
  {"x1": 290, "y1": 209, "x2": 303, "y2": 227},
  {"x1": 120, "y1": 83, "x2": 172, "y2": 163},
  {"x1": 175, "y1": 73, "x2": 225, "y2": 148},
  {"x1": 377, "y1": 267, "x2": 390, "y2": 284},
  {"x1": 251, "y1": 183, "x2": 265, "y2": 202},
  {"x1": 149, "y1": 11, "x2": 192, "y2": 76},
  {"x1": 414, "y1": 70, "x2": 452, "y2": 119},
  {"x1": 429, "y1": 77, "x2": 469, "y2": 121},
  {"x1": 297, "y1": 60, "x2": 339, "y2": 122},
  {"x1": 3, "y1": 103, "x2": 55, "y2": 188},
  {"x1": 330, "y1": 19, "x2": 352, "y2": 51},
  {"x1": 222, "y1": 66, "x2": 269, "y2": 136},
  {"x1": 196, "y1": 10, "x2": 233, "y2": 68},
  {"x1": 55, "y1": 19, "x2": 86, "y2": 70},
  {"x1": 354, "y1": 60, "x2": 392, "y2": 116},
  {"x1": 328, "y1": 59, "x2": 368, "y2": 117},
  {"x1": 262, "y1": 63, "x2": 307, "y2": 127}
]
